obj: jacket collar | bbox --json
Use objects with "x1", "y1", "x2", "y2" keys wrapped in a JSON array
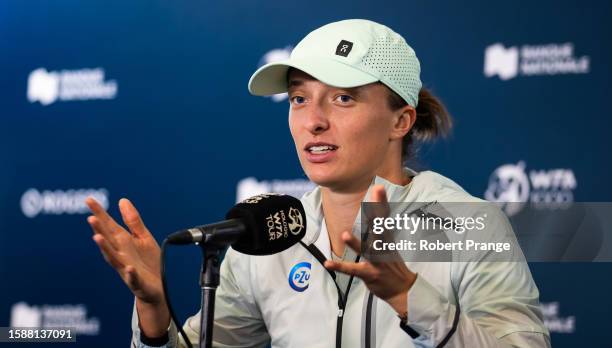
[{"x1": 300, "y1": 167, "x2": 420, "y2": 246}]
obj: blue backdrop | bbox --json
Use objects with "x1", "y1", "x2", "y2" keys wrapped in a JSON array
[{"x1": 1, "y1": 0, "x2": 610, "y2": 346}]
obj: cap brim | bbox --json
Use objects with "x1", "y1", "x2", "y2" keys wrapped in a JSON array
[{"x1": 248, "y1": 57, "x2": 379, "y2": 96}]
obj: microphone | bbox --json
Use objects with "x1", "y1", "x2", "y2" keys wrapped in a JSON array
[{"x1": 166, "y1": 193, "x2": 307, "y2": 255}]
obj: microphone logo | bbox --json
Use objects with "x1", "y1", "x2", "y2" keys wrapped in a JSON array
[
  {"x1": 265, "y1": 210, "x2": 289, "y2": 241},
  {"x1": 288, "y1": 207, "x2": 304, "y2": 235},
  {"x1": 288, "y1": 262, "x2": 311, "y2": 292},
  {"x1": 242, "y1": 193, "x2": 282, "y2": 204}
]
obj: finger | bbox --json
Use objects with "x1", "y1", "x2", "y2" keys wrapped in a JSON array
[
  {"x1": 119, "y1": 198, "x2": 151, "y2": 239},
  {"x1": 85, "y1": 196, "x2": 125, "y2": 235},
  {"x1": 365, "y1": 185, "x2": 390, "y2": 221},
  {"x1": 341, "y1": 231, "x2": 362, "y2": 255},
  {"x1": 370, "y1": 185, "x2": 390, "y2": 214},
  {"x1": 324, "y1": 260, "x2": 374, "y2": 281},
  {"x1": 87, "y1": 215, "x2": 98, "y2": 235},
  {"x1": 92, "y1": 234, "x2": 124, "y2": 269},
  {"x1": 370, "y1": 184, "x2": 389, "y2": 204},
  {"x1": 87, "y1": 215, "x2": 120, "y2": 250}
]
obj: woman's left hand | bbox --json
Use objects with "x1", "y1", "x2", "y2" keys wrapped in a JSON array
[{"x1": 324, "y1": 185, "x2": 417, "y2": 315}]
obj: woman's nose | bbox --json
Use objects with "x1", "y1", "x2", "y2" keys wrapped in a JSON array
[{"x1": 304, "y1": 102, "x2": 329, "y2": 134}]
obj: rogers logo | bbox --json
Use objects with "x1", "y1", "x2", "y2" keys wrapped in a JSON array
[{"x1": 20, "y1": 188, "x2": 109, "y2": 218}]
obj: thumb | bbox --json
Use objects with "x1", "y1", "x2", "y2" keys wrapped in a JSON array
[
  {"x1": 370, "y1": 185, "x2": 388, "y2": 204},
  {"x1": 367, "y1": 185, "x2": 390, "y2": 219}
]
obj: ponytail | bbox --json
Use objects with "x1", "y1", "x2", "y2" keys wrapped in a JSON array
[{"x1": 385, "y1": 86, "x2": 453, "y2": 162}]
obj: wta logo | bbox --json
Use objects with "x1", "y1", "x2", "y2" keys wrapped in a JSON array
[
  {"x1": 485, "y1": 161, "x2": 577, "y2": 216},
  {"x1": 288, "y1": 207, "x2": 304, "y2": 235},
  {"x1": 288, "y1": 262, "x2": 311, "y2": 292},
  {"x1": 265, "y1": 207, "x2": 304, "y2": 240}
]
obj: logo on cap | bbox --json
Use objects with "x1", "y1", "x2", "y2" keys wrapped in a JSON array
[{"x1": 335, "y1": 40, "x2": 353, "y2": 57}]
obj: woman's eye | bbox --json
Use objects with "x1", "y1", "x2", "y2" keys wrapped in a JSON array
[
  {"x1": 290, "y1": 96, "x2": 305, "y2": 104},
  {"x1": 336, "y1": 95, "x2": 353, "y2": 103}
]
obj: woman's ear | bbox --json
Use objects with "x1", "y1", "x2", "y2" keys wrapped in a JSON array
[{"x1": 390, "y1": 106, "x2": 416, "y2": 140}]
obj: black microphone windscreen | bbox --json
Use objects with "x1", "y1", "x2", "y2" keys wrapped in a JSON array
[{"x1": 225, "y1": 193, "x2": 306, "y2": 255}]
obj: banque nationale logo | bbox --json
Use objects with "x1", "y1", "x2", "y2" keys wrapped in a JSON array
[
  {"x1": 484, "y1": 42, "x2": 590, "y2": 80},
  {"x1": 484, "y1": 161, "x2": 577, "y2": 216},
  {"x1": 27, "y1": 67, "x2": 118, "y2": 106},
  {"x1": 257, "y1": 46, "x2": 293, "y2": 102},
  {"x1": 541, "y1": 302, "x2": 575, "y2": 334},
  {"x1": 10, "y1": 302, "x2": 100, "y2": 335}
]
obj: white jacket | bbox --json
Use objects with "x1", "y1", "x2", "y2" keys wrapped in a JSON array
[{"x1": 131, "y1": 169, "x2": 550, "y2": 347}]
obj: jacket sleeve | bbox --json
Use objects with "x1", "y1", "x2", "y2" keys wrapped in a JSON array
[
  {"x1": 404, "y1": 208, "x2": 551, "y2": 348},
  {"x1": 130, "y1": 247, "x2": 270, "y2": 347}
]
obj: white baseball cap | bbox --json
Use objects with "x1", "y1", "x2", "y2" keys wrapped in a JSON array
[{"x1": 248, "y1": 19, "x2": 422, "y2": 107}]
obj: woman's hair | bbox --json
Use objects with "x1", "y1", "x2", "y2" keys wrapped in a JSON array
[{"x1": 384, "y1": 85, "x2": 453, "y2": 163}]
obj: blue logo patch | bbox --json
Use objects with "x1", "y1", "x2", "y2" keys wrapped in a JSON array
[{"x1": 288, "y1": 262, "x2": 311, "y2": 292}]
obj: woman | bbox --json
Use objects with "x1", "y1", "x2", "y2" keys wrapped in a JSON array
[{"x1": 86, "y1": 19, "x2": 550, "y2": 347}]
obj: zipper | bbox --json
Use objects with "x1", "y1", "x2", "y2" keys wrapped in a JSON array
[
  {"x1": 335, "y1": 255, "x2": 359, "y2": 348},
  {"x1": 300, "y1": 241, "x2": 360, "y2": 348},
  {"x1": 365, "y1": 292, "x2": 374, "y2": 348}
]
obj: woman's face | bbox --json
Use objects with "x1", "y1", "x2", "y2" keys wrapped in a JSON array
[{"x1": 287, "y1": 69, "x2": 404, "y2": 191}]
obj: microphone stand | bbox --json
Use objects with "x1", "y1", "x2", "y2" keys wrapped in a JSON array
[{"x1": 198, "y1": 244, "x2": 222, "y2": 348}]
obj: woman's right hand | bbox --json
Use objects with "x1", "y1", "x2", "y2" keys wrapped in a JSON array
[
  {"x1": 86, "y1": 197, "x2": 172, "y2": 339},
  {"x1": 85, "y1": 197, "x2": 164, "y2": 305},
  {"x1": 86, "y1": 197, "x2": 171, "y2": 337}
]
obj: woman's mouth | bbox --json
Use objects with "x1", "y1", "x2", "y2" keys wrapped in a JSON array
[{"x1": 304, "y1": 143, "x2": 338, "y2": 163}]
